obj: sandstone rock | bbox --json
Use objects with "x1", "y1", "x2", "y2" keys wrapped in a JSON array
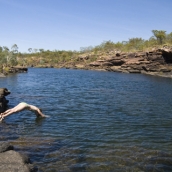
[
  {"x1": 102, "y1": 62, "x2": 113, "y2": 66},
  {"x1": 75, "y1": 64, "x2": 85, "y2": 69},
  {"x1": 128, "y1": 69, "x2": 141, "y2": 73},
  {"x1": 139, "y1": 60, "x2": 151, "y2": 64},
  {"x1": 159, "y1": 68, "x2": 171, "y2": 72},
  {"x1": 127, "y1": 53, "x2": 135, "y2": 58},
  {"x1": 89, "y1": 62, "x2": 101, "y2": 67},
  {"x1": 0, "y1": 73, "x2": 6, "y2": 77},
  {"x1": 135, "y1": 52, "x2": 146, "y2": 57},
  {"x1": 0, "y1": 150, "x2": 37, "y2": 172},
  {"x1": 79, "y1": 47, "x2": 172, "y2": 77},
  {"x1": 147, "y1": 55, "x2": 164, "y2": 61},
  {"x1": 125, "y1": 58, "x2": 141, "y2": 65},
  {"x1": 0, "y1": 142, "x2": 14, "y2": 153},
  {"x1": 142, "y1": 65, "x2": 160, "y2": 72},
  {"x1": 97, "y1": 60, "x2": 106, "y2": 62},
  {"x1": 110, "y1": 66, "x2": 123, "y2": 72}
]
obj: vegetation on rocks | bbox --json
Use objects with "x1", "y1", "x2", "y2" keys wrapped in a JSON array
[{"x1": 0, "y1": 30, "x2": 172, "y2": 72}]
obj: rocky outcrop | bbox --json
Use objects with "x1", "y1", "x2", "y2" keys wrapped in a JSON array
[
  {"x1": 8, "y1": 66, "x2": 28, "y2": 73},
  {"x1": 0, "y1": 66, "x2": 28, "y2": 76},
  {"x1": 0, "y1": 88, "x2": 10, "y2": 113},
  {"x1": 0, "y1": 142, "x2": 37, "y2": 172},
  {"x1": 83, "y1": 47, "x2": 172, "y2": 77}
]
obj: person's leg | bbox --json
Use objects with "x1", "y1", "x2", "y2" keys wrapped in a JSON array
[
  {"x1": 2, "y1": 103, "x2": 26, "y2": 118},
  {"x1": 1, "y1": 109, "x2": 12, "y2": 115},
  {"x1": 2, "y1": 109, "x2": 16, "y2": 117}
]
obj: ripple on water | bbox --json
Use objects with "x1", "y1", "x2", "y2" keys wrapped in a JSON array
[{"x1": 1, "y1": 68, "x2": 172, "y2": 171}]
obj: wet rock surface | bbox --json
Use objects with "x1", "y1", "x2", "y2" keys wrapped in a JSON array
[{"x1": 0, "y1": 142, "x2": 37, "y2": 172}]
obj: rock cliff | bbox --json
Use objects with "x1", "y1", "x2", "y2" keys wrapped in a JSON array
[{"x1": 65, "y1": 46, "x2": 172, "y2": 78}]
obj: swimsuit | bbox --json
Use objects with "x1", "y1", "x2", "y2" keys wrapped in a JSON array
[
  {"x1": 21, "y1": 102, "x2": 29, "y2": 106},
  {"x1": 21, "y1": 102, "x2": 30, "y2": 110}
]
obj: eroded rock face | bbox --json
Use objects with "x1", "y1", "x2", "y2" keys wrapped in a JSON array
[
  {"x1": 86, "y1": 47, "x2": 172, "y2": 76},
  {"x1": 8, "y1": 67, "x2": 28, "y2": 73}
]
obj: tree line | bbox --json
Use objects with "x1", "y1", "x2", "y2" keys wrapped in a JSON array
[{"x1": 0, "y1": 30, "x2": 172, "y2": 69}]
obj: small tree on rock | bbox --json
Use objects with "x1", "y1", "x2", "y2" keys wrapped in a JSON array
[{"x1": 152, "y1": 30, "x2": 166, "y2": 44}]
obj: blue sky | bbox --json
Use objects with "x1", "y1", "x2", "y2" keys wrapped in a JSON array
[{"x1": 0, "y1": 0, "x2": 172, "y2": 52}]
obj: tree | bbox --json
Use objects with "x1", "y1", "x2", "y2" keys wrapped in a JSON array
[
  {"x1": 166, "y1": 32, "x2": 172, "y2": 44},
  {"x1": 3, "y1": 46, "x2": 9, "y2": 52},
  {"x1": 11, "y1": 44, "x2": 18, "y2": 53},
  {"x1": 128, "y1": 38, "x2": 145, "y2": 50},
  {"x1": 152, "y1": 30, "x2": 166, "y2": 44},
  {"x1": 4, "y1": 51, "x2": 17, "y2": 66},
  {"x1": 28, "y1": 48, "x2": 32, "y2": 53},
  {"x1": 104, "y1": 41, "x2": 115, "y2": 51},
  {"x1": 0, "y1": 46, "x2": 2, "y2": 52}
]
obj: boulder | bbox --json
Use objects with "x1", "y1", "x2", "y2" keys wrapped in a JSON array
[
  {"x1": 0, "y1": 150, "x2": 37, "y2": 172},
  {"x1": 0, "y1": 141, "x2": 37, "y2": 172},
  {"x1": 0, "y1": 88, "x2": 11, "y2": 96},
  {"x1": 0, "y1": 142, "x2": 13, "y2": 153},
  {"x1": 0, "y1": 88, "x2": 10, "y2": 113},
  {"x1": 0, "y1": 73, "x2": 6, "y2": 77}
]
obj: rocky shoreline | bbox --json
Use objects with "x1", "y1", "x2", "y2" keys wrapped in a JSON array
[
  {"x1": 0, "y1": 66, "x2": 28, "y2": 77},
  {"x1": 1, "y1": 47, "x2": 172, "y2": 79},
  {"x1": 0, "y1": 142, "x2": 37, "y2": 172},
  {"x1": 0, "y1": 88, "x2": 37, "y2": 172},
  {"x1": 58, "y1": 46, "x2": 172, "y2": 78}
]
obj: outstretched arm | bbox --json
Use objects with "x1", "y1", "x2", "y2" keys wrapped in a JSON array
[{"x1": 36, "y1": 109, "x2": 46, "y2": 117}]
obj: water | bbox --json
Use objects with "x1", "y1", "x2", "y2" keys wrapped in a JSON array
[{"x1": 0, "y1": 68, "x2": 172, "y2": 172}]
